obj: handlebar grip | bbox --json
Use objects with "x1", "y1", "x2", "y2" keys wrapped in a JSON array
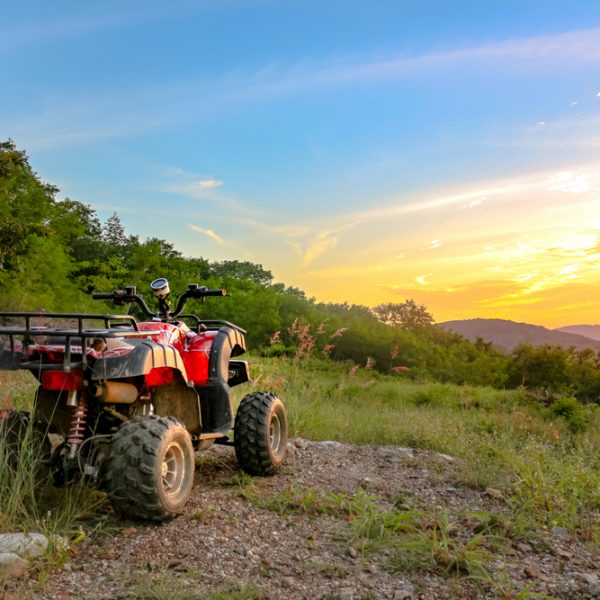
[
  {"x1": 190, "y1": 287, "x2": 226, "y2": 298},
  {"x1": 92, "y1": 293, "x2": 115, "y2": 300}
]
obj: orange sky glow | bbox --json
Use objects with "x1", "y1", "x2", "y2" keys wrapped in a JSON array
[{"x1": 263, "y1": 165, "x2": 600, "y2": 328}]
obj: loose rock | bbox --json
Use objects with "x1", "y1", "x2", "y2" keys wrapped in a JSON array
[
  {"x1": 551, "y1": 526, "x2": 569, "y2": 540},
  {"x1": 0, "y1": 533, "x2": 48, "y2": 559},
  {"x1": 524, "y1": 565, "x2": 541, "y2": 579},
  {"x1": 0, "y1": 552, "x2": 28, "y2": 579}
]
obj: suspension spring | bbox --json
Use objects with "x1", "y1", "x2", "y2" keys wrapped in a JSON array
[{"x1": 67, "y1": 398, "x2": 88, "y2": 459}]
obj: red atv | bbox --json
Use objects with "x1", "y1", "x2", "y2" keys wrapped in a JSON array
[{"x1": 0, "y1": 278, "x2": 288, "y2": 520}]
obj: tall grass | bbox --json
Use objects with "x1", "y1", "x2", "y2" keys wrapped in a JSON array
[
  {"x1": 3, "y1": 356, "x2": 600, "y2": 544},
  {"x1": 239, "y1": 354, "x2": 600, "y2": 541},
  {"x1": 0, "y1": 372, "x2": 107, "y2": 540}
]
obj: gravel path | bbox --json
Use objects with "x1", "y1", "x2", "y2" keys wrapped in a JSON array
[{"x1": 12, "y1": 440, "x2": 600, "y2": 599}]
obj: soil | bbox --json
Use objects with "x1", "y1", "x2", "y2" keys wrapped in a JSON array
[{"x1": 13, "y1": 440, "x2": 600, "y2": 599}]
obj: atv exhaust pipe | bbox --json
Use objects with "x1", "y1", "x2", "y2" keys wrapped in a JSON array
[{"x1": 92, "y1": 382, "x2": 138, "y2": 404}]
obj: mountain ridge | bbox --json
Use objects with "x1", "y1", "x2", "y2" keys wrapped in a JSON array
[
  {"x1": 556, "y1": 324, "x2": 600, "y2": 341},
  {"x1": 438, "y1": 318, "x2": 600, "y2": 353}
]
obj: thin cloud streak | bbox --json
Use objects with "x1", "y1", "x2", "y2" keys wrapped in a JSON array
[
  {"x1": 188, "y1": 225, "x2": 224, "y2": 244},
  {"x1": 5, "y1": 28, "x2": 600, "y2": 150}
]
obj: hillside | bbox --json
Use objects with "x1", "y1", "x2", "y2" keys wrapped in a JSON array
[
  {"x1": 438, "y1": 318, "x2": 600, "y2": 353},
  {"x1": 556, "y1": 324, "x2": 600, "y2": 341}
]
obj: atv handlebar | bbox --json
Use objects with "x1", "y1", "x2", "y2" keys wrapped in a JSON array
[{"x1": 92, "y1": 283, "x2": 227, "y2": 322}]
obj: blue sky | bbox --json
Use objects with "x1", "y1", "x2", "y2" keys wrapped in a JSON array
[{"x1": 2, "y1": 1, "x2": 600, "y2": 325}]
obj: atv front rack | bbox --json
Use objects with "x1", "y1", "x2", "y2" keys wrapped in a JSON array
[{"x1": 0, "y1": 312, "x2": 158, "y2": 373}]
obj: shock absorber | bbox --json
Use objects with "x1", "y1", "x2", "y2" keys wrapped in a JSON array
[{"x1": 67, "y1": 397, "x2": 89, "y2": 460}]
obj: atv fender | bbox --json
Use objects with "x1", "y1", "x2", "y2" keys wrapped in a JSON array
[
  {"x1": 91, "y1": 340, "x2": 188, "y2": 382},
  {"x1": 199, "y1": 327, "x2": 246, "y2": 435}
]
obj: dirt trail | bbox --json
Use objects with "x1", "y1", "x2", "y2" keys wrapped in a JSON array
[{"x1": 17, "y1": 440, "x2": 600, "y2": 599}]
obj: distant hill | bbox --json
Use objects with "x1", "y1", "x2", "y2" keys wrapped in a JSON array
[
  {"x1": 556, "y1": 324, "x2": 600, "y2": 341},
  {"x1": 438, "y1": 318, "x2": 600, "y2": 353}
]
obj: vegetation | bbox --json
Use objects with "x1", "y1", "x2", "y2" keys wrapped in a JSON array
[
  {"x1": 239, "y1": 355, "x2": 600, "y2": 538},
  {"x1": 2, "y1": 139, "x2": 600, "y2": 402}
]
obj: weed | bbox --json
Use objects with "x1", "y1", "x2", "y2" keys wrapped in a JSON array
[
  {"x1": 191, "y1": 507, "x2": 218, "y2": 521},
  {"x1": 128, "y1": 568, "x2": 265, "y2": 600}
]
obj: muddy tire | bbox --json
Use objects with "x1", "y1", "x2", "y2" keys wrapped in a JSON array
[
  {"x1": 0, "y1": 410, "x2": 51, "y2": 474},
  {"x1": 234, "y1": 392, "x2": 288, "y2": 476},
  {"x1": 105, "y1": 415, "x2": 194, "y2": 521}
]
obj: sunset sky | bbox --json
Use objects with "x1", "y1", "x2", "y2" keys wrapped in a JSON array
[{"x1": 2, "y1": 1, "x2": 600, "y2": 327}]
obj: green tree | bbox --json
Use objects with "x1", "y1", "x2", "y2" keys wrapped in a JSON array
[
  {"x1": 372, "y1": 300, "x2": 434, "y2": 330},
  {"x1": 508, "y1": 343, "x2": 571, "y2": 392},
  {"x1": 0, "y1": 140, "x2": 58, "y2": 272},
  {"x1": 208, "y1": 260, "x2": 274, "y2": 286}
]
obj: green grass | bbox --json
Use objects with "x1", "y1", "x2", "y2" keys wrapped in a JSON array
[
  {"x1": 0, "y1": 372, "x2": 109, "y2": 565},
  {"x1": 239, "y1": 355, "x2": 600, "y2": 542},
  {"x1": 2, "y1": 353, "x2": 600, "y2": 591}
]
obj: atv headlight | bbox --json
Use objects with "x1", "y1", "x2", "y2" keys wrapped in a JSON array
[{"x1": 150, "y1": 277, "x2": 170, "y2": 299}]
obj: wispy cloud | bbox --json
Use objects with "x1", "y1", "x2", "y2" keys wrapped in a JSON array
[
  {"x1": 5, "y1": 27, "x2": 600, "y2": 151},
  {"x1": 194, "y1": 178, "x2": 223, "y2": 189},
  {"x1": 188, "y1": 225, "x2": 224, "y2": 244},
  {"x1": 301, "y1": 230, "x2": 341, "y2": 267},
  {"x1": 545, "y1": 170, "x2": 598, "y2": 194}
]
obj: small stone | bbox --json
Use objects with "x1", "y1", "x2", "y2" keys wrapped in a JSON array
[
  {"x1": 121, "y1": 527, "x2": 137, "y2": 537},
  {"x1": 294, "y1": 438, "x2": 307, "y2": 449},
  {"x1": 551, "y1": 526, "x2": 569, "y2": 539},
  {"x1": 282, "y1": 577, "x2": 294, "y2": 588},
  {"x1": 366, "y1": 563, "x2": 378, "y2": 574},
  {"x1": 484, "y1": 487, "x2": 504, "y2": 501},
  {"x1": 436, "y1": 453, "x2": 455, "y2": 463},
  {"x1": 579, "y1": 573, "x2": 600, "y2": 596},
  {"x1": 339, "y1": 588, "x2": 354, "y2": 600},
  {"x1": 313, "y1": 440, "x2": 342, "y2": 451},
  {"x1": 516, "y1": 542, "x2": 532, "y2": 553},
  {"x1": 347, "y1": 547, "x2": 358, "y2": 558},
  {"x1": 524, "y1": 565, "x2": 541, "y2": 579},
  {"x1": 393, "y1": 589, "x2": 414, "y2": 600},
  {"x1": 0, "y1": 553, "x2": 28, "y2": 579},
  {"x1": 396, "y1": 503, "x2": 411, "y2": 511},
  {"x1": 0, "y1": 533, "x2": 48, "y2": 559},
  {"x1": 556, "y1": 548, "x2": 572, "y2": 559},
  {"x1": 377, "y1": 446, "x2": 414, "y2": 459},
  {"x1": 394, "y1": 447, "x2": 414, "y2": 459},
  {"x1": 359, "y1": 478, "x2": 371, "y2": 489}
]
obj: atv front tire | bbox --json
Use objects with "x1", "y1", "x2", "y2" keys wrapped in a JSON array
[
  {"x1": 234, "y1": 392, "x2": 288, "y2": 476},
  {"x1": 106, "y1": 415, "x2": 194, "y2": 521}
]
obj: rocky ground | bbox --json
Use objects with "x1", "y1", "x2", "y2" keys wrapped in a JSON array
[{"x1": 5, "y1": 439, "x2": 600, "y2": 599}]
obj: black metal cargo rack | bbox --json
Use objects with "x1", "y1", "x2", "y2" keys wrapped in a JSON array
[{"x1": 0, "y1": 312, "x2": 158, "y2": 373}]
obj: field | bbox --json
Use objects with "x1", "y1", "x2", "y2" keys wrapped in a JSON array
[{"x1": 1, "y1": 356, "x2": 600, "y2": 598}]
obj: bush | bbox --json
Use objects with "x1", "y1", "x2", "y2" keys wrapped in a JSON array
[{"x1": 548, "y1": 397, "x2": 588, "y2": 432}]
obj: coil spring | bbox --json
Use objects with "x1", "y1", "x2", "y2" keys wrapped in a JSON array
[{"x1": 67, "y1": 399, "x2": 88, "y2": 447}]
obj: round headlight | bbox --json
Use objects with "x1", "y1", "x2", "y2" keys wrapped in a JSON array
[{"x1": 150, "y1": 277, "x2": 170, "y2": 299}]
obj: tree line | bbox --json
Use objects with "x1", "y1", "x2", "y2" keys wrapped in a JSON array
[{"x1": 1, "y1": 140, "x2": 599, "y2": 402}]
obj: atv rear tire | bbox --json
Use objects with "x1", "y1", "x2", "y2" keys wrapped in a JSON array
[
  {"x1": 234, "y1": 391, "x2": 288, "y2": 476},
  {"x1": 0, "y1": 410, "x2": 51, "y2": 475},
  {"x1": 105, "y1": 415, "x2": 194, "y2": 521}
]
